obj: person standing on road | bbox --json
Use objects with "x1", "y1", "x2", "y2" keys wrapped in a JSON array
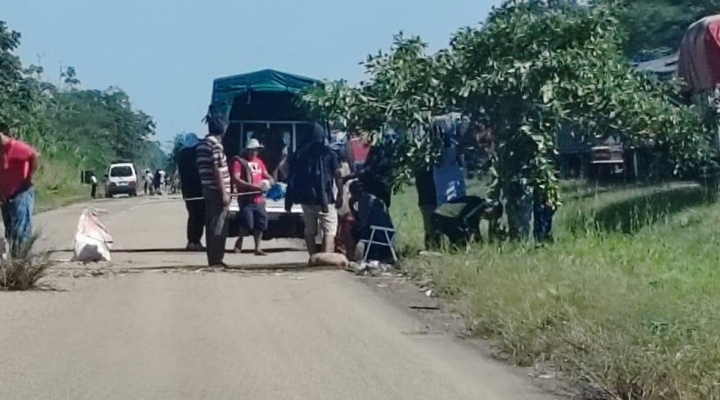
[
  {"x1": 332, "y1": 145, "x2": 353, "y2": 256},
  {"x1": 0, "y1": 122, "x2": 39, "y2": 256},
  {"x1": 285, "y1": 123, "x2": 343, "y2": 255},
  {"x1": 196, "y1": 107, "x2": 231, "y2": 267},
  {"x1": 153, "y1": 169, "x2": 162, "y2": 195},
  {"x1": 144, "y1": 169, "x2": 152, "y2": 195},
  {"x1": 177, "y1": 133, "x2": 205, "y2": 252},
  {"x1": 90, "y1": 173, "x2": 98, "y2": 199},
  {"x1": 230, "y1": 139, "x2": 274, "y2": 256}
]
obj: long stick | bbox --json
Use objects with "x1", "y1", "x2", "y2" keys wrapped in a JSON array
[{"x1": 183, "y1": 191, "x2": 262, "y2": 202}]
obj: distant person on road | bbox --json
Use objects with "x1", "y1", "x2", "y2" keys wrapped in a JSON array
[
  {"x1": 230, "y1": 138, "x2": 274, "y2": 256},
  {"x1": 196, "y1": 106, "x2": 231, "y2": 267},
  {"x1": 153, "y1": 169, "x2": 167, "y2": 195},
  {"x1": 285, "y1": 123, "x2": 343, "y2": 255},
  {"x1": 153, "y1": 169, "x2": 161, "y2": 195},
  {"x1": 144, "y1": 169, "x2": 152, "y2": 194},
  {"x1": 177, "y1": 133, "x2": 205, "y2": 252},
  {"x1": 0, "y1": 122, "x2": 39, "y2": 256},
  {"x1": 90, "y1": 173, "x2": 98, "y2": 199}
]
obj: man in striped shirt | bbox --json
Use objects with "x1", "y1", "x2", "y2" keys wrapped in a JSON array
[{"x1": 196, "y1": 108, "x2": 231, "y2": 267}]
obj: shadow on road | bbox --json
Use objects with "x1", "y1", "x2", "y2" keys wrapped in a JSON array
[{"x1": 48, "y1": 247, "x2": 304, "y2": 255}]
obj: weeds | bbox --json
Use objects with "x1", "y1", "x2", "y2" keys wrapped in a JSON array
[
  {"x1": 392, "y1": 180, "x2": 720, "y2": 399},
  {"x1": 0, "y1": 235, "x2": 52, "y2": 291}
]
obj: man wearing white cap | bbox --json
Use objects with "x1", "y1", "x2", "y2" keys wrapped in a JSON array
[
  {"x1": 230, "y1": 138, "x2": 274, "y2": 255},
  {"x1": 176, "y1": 133, "x2": 205, "y2": 251}
]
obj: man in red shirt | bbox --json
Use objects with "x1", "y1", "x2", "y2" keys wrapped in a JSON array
[
  {"x1": 230, "y1": 139, "x2": 274, "y2": 256},
  {"x1": 0, "y1": 123, "x2": 39, "y2": 256}
]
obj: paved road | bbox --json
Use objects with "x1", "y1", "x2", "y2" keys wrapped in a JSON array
[
  {"x1": 35, "y1": 195, "x2": 308, "y2": 269},
  {"x1": 0, "y1": 196, "x2": 556, "y2": 400}
]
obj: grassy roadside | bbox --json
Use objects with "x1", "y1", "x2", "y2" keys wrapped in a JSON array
[
  {"x1": 392, "y1": 180, "x2": 720, "y2": 399},
  {"x1": 34, "y1": 155, "x2": 88, "y2": 212}
]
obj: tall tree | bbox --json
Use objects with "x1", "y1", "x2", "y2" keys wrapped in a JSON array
[
  {"x1": 303, "y1": 0, "x2": 711, "y2": 240},
  {"x1": 1, "y1": 20, "x2": 165, "y2": 181}
]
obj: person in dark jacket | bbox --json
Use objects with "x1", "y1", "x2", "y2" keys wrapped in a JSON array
[
  {"x1": 177, "y1": 133, "x2": 205, "y2": 251},
  {"x1": 285, "y1": 123, "x2": 343, "y2": 255},
  {"x1": 348, "y1": 180, "x2": 395, "y2": 262}
]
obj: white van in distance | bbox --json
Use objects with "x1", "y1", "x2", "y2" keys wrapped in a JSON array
[{"x1": 105, "y1": 162, "x2": 138, "y2": 198}]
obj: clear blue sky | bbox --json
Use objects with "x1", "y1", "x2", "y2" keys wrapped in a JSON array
[{"x1": 5, "y1": 0, "x2": 500, "y2": 146}]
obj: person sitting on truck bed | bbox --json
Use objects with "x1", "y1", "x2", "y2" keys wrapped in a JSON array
[
  {"x1": 230, "y1": 139, "x2": 274, "y2": 256},
  {"x1": 285, "y1": 123, "x2": 343, "y2": 255},
  {"x1": 273, "y1": 137, "x2": 291, "y2": 183}
]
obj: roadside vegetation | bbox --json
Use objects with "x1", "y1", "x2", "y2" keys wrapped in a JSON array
[
  {"x1": 0, "y1": 22, "x2": 166, "y2": 210},
  {"x1": 0, "y1": 235, "x2": 51, "y2": 291},
  {"x1": 394, "y1": 180, "x2": 720, "y2": 399}
]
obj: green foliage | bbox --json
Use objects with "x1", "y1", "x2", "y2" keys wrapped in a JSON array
[
  {"x1": 303, "y1": 1, "x2": 711, "y2": 239},
  {"x1": 303, "y1": 34, "x2": 454, "y2": 191},
  {"x1": 618, "y1": 0, "x2": 720, "y2": 59},
  {"x1": 1, "y1": 20, "x2": 165, "y2": 205},
  {"x1": 450, "y1": 1, "x2": 710, "y2": 209}
]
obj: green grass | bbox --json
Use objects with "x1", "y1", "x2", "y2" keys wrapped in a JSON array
[
  {"x1": 392, "y1": 180, "x2": 720, "y2": 399},
  {"x1": 34, "y1": 153, "x2": 87, "y2": 212}
]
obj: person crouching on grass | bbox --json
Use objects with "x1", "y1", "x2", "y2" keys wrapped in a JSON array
[
  {"x1": 0, "y1": 122, "x2": 39, "y2": 257},
  {"x1": 230, "y1": 138, "x2": 274, "y2": 256}
]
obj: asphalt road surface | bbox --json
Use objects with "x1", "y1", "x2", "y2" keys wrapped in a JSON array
[{"x1": 0, "y1": 195, "x2": 556, "y2": 400}]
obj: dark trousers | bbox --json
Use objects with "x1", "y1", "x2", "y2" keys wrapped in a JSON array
[
  {"x1": 203, "y1": 189, "x2": 229, "y2": 266},
  {"x1": 533, "y1": 203, "x2": 555, "y2": 243},
  {"x1": 420, "y1": 204, "x2": 441, "y2": 250},
  {"x1": 185, "y1": 199, "x2": 206, "y2": 244},
  {"x1": 91, "y1": 184, "x2": 97, "y2": 199}
]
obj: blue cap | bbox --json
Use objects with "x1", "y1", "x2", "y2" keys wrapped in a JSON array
[{"x1": 183, "y1": 133, "x2": 200, "y2": 148}]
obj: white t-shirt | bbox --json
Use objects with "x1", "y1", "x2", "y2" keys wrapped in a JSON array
[{"x1": 91, "y1": 176, "x2": 97, "y2": 184}]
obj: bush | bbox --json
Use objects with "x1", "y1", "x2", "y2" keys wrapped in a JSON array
[{"x1": 0, "y1": 235, "x2": 51, "y2": 291}]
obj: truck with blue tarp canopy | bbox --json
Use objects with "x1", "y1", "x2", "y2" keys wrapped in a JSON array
[{"x1": 210, "y1": 69, "x2": 326, "y2": 240}]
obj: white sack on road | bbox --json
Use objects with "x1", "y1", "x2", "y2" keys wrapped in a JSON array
[
  {"x1": 308, "y1": 253, "x2": 349, "y2": 269},
  {"x1": 72, "y1": 208, "x2": 113, "y2": 263}
]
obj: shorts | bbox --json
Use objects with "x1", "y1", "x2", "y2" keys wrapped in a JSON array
[
  {"x1": 240, "y1": 203, "x2": 268, "y2": 232},
  {"x1": 301, "y1": 204, "x2": 338, "y2": 237}
]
